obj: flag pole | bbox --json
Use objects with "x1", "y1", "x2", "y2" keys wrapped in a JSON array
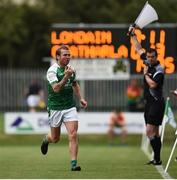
[
  {"x1": 161, "y1": 97, "x2": 170, "y2": 143},
  {"x1": 165, "y1": 132, "x2": 177, "y2": 172}
]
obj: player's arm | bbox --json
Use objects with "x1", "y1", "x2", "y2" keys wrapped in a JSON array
[
  {"x1": 131, "y1": 35, "x2": 144, "y2": 55},
  {"x1": 47, "y1": 66, "x2": 73, "y2": 93},
  {"x1": 72, "y1": 81, "x2": 87, "y2": 108},
  {"x1": 144, "y1": 76, "x2": 157, "y2": 88},
  {"x1": 51, "y1": 77, "x2": 69, "y2": 93},
  {"x1": 144, "y1": 66, "x2": 157, "y2": 88},
  {"x1": 144, "y1": 66, "x2": 164, "y2": 89},
  {"x1": 53, "y1": 67, "x2": 74, "y2": 92},
  {"x1": 128, "y1": 25, "x2": 144, "y2": 55}
]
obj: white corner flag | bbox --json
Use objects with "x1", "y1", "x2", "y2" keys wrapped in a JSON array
[
  {"x1": 164, "y1": 98, "x2": 177, "y2": 129},
  {"x1": 161, "y1": 97, "x2": 177, "y2": 143},
  {"x1": 165, "y1": 129, "x2": 177, "y2": 172},
  {"x1": 163, "y1": 98, "x2": 177, "y2": 173}
]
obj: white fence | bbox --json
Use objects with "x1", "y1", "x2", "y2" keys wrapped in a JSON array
[{"x1": 0, "y1": 69, "x2": 176, "y2": 112}]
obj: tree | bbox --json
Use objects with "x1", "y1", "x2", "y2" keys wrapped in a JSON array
[{"x1": 0, "y1": 0, "x2": 177, "y2": 68}]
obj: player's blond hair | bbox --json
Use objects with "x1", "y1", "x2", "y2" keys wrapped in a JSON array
[{"x1": 56, "y1": 45, "x2": 69, "y2": 57}]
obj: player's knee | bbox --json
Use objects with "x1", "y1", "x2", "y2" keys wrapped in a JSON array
[
  {"x1": 122, "y1": 128, "x2": 127, "y2": 134},
  {"x1": 146, "y1": 129, "x2": 155, "y2": 138},
  {"x1": 51, "y1": 136, "x2": 60, "y2": 143},
  {"x1": 69, "y1": 131, "x2": 77, "y2": 141},
  {"x1": 108, "y1": 128, "x2": 113, "y2": 134}
]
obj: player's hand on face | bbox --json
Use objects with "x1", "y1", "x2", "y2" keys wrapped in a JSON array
[
  {"x1": 143, "y1": 66, "x2": 148, "y2": 75},
  {"x1": 80, "y1": 98, "x2": 87, "y2": 109},
  {"x1": 64, "y1": 66, "x2": 74, "y2": 77}
]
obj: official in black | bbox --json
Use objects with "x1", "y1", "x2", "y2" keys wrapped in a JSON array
[{"x1": 128, "y1": 26, "x2": 165, "y2": 165}]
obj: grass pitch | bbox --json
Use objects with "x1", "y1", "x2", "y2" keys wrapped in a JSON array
[
  {"x1": 0, "y1": 113, "x2": 177, "y2": 179},
  {"x1": 0, "y1": 144, "x2": 176, "y2": 179},
  {"x1": 0, "y1": 145, "x2": 160, "y2": 179}
]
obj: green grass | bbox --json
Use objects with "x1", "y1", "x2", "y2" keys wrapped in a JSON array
[
  {"x1": 0, "y1": 145, "x2": 176, "y2": 179},
  {"x1": 0, "y1": 145, "x2": 163, "y2": 179},
  {"x1": 0, "y1": 113, "x2": 177, "y2": 178}
]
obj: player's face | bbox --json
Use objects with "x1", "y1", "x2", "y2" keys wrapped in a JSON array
[
  {"x1": 59, "y1": 49, "x2": 71, "y2": 66},
  {"x1": 147, "y1": 52, "x2": 157, "y2": 65}
]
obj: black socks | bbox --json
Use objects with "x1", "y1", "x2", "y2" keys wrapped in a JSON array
[{"x1": 150, "y1": 136, "x2": 161, "y2": 162}]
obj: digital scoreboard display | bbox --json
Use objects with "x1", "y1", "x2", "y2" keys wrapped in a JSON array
[{"x1": 51, "y1": 24, "x2": 177, "y2": 74}]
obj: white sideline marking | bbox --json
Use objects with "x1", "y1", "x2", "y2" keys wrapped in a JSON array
[{"x1": 142, "y1": 148, "x2": 173, "y2": 179}]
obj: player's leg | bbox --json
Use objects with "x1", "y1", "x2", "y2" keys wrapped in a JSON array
[
  {"x1": 145, "y1": 100, "x2": 164, "y2": 165},
  {"x1": 120, "y1": 126, "x2": 127, "y2": 144},
  {"x1": 154, "y1": 126, "x2": 162, "y2": 163},
  {"x1": 151, "y1": 100, "x2": 165, "y2": 164},
  {"x1": 108, "y1": 120, "x2": 115, "y2": 145},
  {"x1": 62, "y1": 107, "x2": 80, "y2": 171},
  {"x1": 146, "y1": 124, "x2": 162, "y2": 165},
  {"x1": 64, "y1": 120, "x2": 81, "y2": 171},
  {"x1": 41, "y1": 127, "x2": 61, "y2": 155},
  {"x1": 41, "y1": 110, "x2": 62, "y2": 155},
  {"x1": 64, "y1": 121, "x2": 78, "y2": 160}
]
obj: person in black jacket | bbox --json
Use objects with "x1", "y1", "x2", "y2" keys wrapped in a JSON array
[{"x1": 128, "y1": 25, "x2": 165, "y2": 165}]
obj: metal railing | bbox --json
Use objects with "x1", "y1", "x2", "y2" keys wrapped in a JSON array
[{"x1": 0, "y1": 69, "x2": 176, "y2": 112}]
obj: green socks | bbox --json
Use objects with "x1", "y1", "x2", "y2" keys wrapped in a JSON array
[
  {"x1": 43, "y1": 135, "x2": 49, "y2": 144},
  {"x1": 71, "y1": 160, "x2": 77, "y2": 168}
]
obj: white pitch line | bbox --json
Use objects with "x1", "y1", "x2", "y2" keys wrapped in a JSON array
[
  {"x1": 142, "y1": 148, "x2": 173, "y2": 179},
  {"x1": 155, "y1": 165, "x2": 173, "y2": 179}
]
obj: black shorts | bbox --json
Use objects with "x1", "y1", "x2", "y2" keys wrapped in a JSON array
[{"x1": 144, "y1": 98, "x2": 165, "y2": 126}]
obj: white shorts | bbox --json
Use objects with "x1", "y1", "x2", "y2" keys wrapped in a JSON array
[
  {"x1": 48, "y1": 107, "x2": 78, "y2": 127},
  {"x1": 27, "y1": 95, "x2": 40, "y2": 107}
]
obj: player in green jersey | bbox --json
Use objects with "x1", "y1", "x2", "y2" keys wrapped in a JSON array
[{"x1": 41, "y1": 45, "x2": 87, "y2": 171}]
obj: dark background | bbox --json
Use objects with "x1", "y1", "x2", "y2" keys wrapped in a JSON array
[{"x1": 1, "y1": 0, "x2": 177, "y2": 70}]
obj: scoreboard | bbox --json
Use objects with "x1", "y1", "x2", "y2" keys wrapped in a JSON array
[{"x1": 50, "y1": 24, "x2": 177, "y2": 74}]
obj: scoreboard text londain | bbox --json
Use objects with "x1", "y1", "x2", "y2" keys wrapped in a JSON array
[{"x1": 51, "y1": 25, "x2": 176, "y2": 74}]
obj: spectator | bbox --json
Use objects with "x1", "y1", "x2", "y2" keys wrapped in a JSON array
[
  {"x1": 24, "y1": 79, "x2": 45, "y2": 112},
  {"x1": 108, "y1": 109, "x2": 127, "y2": 145},
  {"x1": 126, "y1": 79, "x2": 143, "y2": 112}
]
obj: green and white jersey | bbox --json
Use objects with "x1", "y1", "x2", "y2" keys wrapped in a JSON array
[{"x1": 46, "y1": 63, "x2": 76, "y2": 110}]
